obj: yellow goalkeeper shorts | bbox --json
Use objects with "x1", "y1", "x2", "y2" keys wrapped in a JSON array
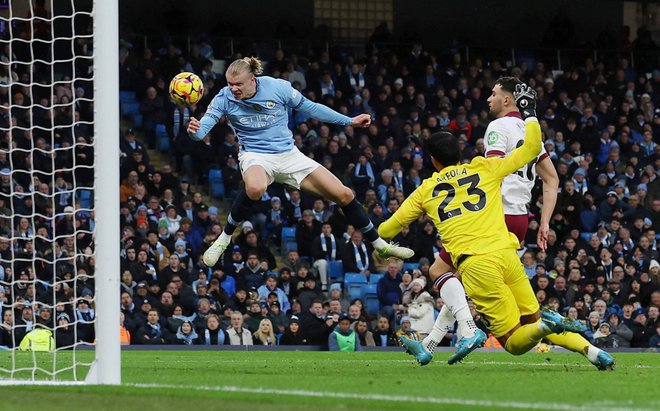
[{"x1": 458, "y1": 249, "x2": 539, "y2": 338}]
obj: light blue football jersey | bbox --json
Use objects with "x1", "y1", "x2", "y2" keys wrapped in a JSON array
[{"x1": 192, "y1": 76, "x2": 352, "y2": 154}]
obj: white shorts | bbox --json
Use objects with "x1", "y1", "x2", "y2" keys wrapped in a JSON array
[{"x1": 238, "y1": 147, "x2": 320, "y2": 189}]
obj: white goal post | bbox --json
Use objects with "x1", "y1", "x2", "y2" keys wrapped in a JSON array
[{"x1": 92, "y1": 0, "x2": 120, "y2": 385}]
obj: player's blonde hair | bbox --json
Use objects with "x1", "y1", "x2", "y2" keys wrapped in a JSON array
[{"x1": 227, "y1": 56, "x2": 264, "y2": 77}]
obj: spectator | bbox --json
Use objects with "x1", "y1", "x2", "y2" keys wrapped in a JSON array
[
  {"x1": 296, "y1": 209, "x2": 322, "y2": 260},
  {"x1": 407, "y1": 278, "x2": 435, "y2": 337},
  {"x1": 353, "y1": 317, "x2": 376, "y2": 347},
  {"x1": 136, "y1": 309, "x2": 171, "y2": 345},
  {"x1": 267, "y1": 301, "x2": 288, "y2": 334},
  {"x1": 236, "y1": 251, "x2": 266, "y2": 291},
  {"x1": 227, "y1": 311, "x2": 253, "y2": 346},
  {"x1": 257, "y1": 273, "x2": 290, "y2": 313},
  {"x1": 54, "y1": 313, "x2": 75, "y2": 349},
  {"x1": 297, "y1": 277, "x2": 324, "y2": 312},
  {"x1": 312, "y1": 223, "x2": 343, "y2": 290},
  {"x1": 222, "y1": 155, "x2": 242, "y2": 201},
  {"x1": 243, "y1": 301, "x2": 265, "y2": 334},
  {"x1": 630, "y1": 311, "x2": 654, "y2": 348},
  {"x1": 395, "y1": 315, "x2": 421, "y2": 342},
  {"x1": 372, "y1": 315, "x2": 398, "y2": 347},
  {"x1": 605, "y1": 313, "x2": 633, "y2": 347},
  {"x1": 173, "y1": 320, "x2": 198, "y2": 345},
  {"x1": 263, "y1": 197, "x2": 288, "y2": 247},
  {"x1": 649, "y1": 321, "x2": 660, "y2": 349},
  {"x1": 279, "y1": 316, "x2": 306, "y2": 345},
  {"x1": 328, "y1": 314, "x2": 361, "y2": 351},
  {"x1": 301, "y1": 300, "x2": 333, "y2": 347},
  {"x1": 377, "y1": 261, "x2": 403, "y2": 319},
  {"x1": 196, "y1": 314, "x2": 228, "y2": 345},
  {"x1": 594, "y1": 322, "x2": 616, "y2": 349},
  {"x1": 253, "y1": 318, "x2": 276, "y2": 346},
  {"x1": 342, "y1": 230, "x2": 375, "y2": 274}
]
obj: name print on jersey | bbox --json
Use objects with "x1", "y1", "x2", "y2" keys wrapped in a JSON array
[{"x1": 435, "y1": 167, "x2": 468, "y2": 182}]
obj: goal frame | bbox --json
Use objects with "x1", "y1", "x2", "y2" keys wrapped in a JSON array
[{"x1": 88, "y1": 0, "x2": 120, "y2": 385}]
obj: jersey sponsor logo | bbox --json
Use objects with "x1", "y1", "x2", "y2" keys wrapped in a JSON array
[
  {"x1": 487, "y1": 130, "x2": 500, "y2": 145},
  {"x1": 266, "y1": 100, "x2": 276, "y2": 109},
  {"x1": 237, "y1": 114, "x2": 277, "y2": 128}
]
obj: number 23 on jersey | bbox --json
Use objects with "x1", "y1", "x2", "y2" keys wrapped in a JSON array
[{"x1": 432, "y1": 173, "x2": 487, "y2": 222}]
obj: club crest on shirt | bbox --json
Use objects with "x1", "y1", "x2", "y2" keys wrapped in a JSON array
[
  {"x1": 487, "y1": 131, "x2": 499, "y2": 144},
  {"x1": 252, "y1": 104, "x2": 263, "y2": 112},
  {"x1": 266, "y1": 101, "x2": 276, "y2": 109}
]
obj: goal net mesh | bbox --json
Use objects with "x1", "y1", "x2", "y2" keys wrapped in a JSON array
[{"x1": 0, "y1": 0, "x2": 97, "y2": 381}]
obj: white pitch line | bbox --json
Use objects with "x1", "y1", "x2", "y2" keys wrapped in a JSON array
[
  {"x1": 127, "y1": 382, "x2": 655, "y2": 411},
  {"x1": 460, "y1": 360, "x2": 653, "y2": 369},
  {"x1": 139, "y1": 358, "x2": 655, "y2": 369}
]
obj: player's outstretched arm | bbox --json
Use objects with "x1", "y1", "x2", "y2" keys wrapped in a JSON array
[
  {"x1": 492, "y1": 84, "x2": 541, "y2": 178},
  {"x1": 188, "y1": 115, "x2": 219, "y2": 141},
  {"x1": 535, "y1": 157, "x2": 559, "y2": 251},
  {"x1": 351, "y1": 113, "x2": 371, "y2": 128},
  {"x1": 296, "y1": 97, "x2": 358, "y2": 127},
  {"x1": 378, "y1": 186, "x2": 425, "y2": 240}
]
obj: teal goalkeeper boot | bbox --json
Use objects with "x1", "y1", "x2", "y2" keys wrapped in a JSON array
[
  {"x1": 447, "y1": 329, "x2": 487, "y2": 365},
  {"x1": 593, "y1": 351, "x2": 616, "y2": 371},
  {"x1": 540, "y1": 308, "x2": 587, "y2": 334},
  {"x1": 400, "y1": 336, "x2": 433, "y2": 366}
]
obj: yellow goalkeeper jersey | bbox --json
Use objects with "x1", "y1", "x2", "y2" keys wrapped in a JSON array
[{"x1": 379, "y1": 119, "x2": 542, "y2": 264}]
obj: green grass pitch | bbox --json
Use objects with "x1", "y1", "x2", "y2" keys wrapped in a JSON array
[{"x1": 0, "y1": 350, "x2": 658, "y2": 411}]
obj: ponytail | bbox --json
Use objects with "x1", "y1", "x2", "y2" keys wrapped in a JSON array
[{"x1": 227, "y1": 56, "x2": 263, "y2": 77}]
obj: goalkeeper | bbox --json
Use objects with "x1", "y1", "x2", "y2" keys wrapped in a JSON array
[{"x1": 378, "y1": 84, "x2": 591, "y2": 360}]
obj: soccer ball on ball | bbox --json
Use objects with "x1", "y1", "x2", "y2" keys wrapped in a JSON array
[{"x1": 169, "y1": 72, "x2": 204, "y2": 106}]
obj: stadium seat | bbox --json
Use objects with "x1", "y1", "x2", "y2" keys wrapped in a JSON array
[
  {"x1": 208, "y1": 168, "x2": 224, "y2": 198},
  {"x1": 580, "y1": 232, "x2": 595, "y2": 243},
  {"x1": 120, "y1": 101, "x2": 140, "y2": 117},
  {"x1": 155, "y1": 124, "x2": 169, "y2": 152},
  {"x1": 283, "y1": 241, "x2": 297, "y2": 255},
  {"x1": 403, "y1": 262, "x2": 419, "y2": 273},
  {"x1": 360, "y1": 283, "x2": 377, "y2": 300},
  {"x1": 119, "y1": 90, "x2": 137, "y2": 103},
  {"x1": 211, "y1": 59, "x2": 226, "y2": 74},
  {"x1": 327, "y1": 261, "x2": 344, "y2": 283},
  {"x1": 365, "y1": 295, "x2": 380, "y2": 316},
  {"x1": 368, "y1": 273, "x2": 383, "y2": 285},
  {"x1": 281, "y1": 227, "x2": 296, "y2": 245},
  {"x1": 344, "y1": 273, "x2": 367, "y2": 300},
  {"x1": 132, "y1": 113, "x2": 143, "y2": 129},
  {"x1": 77, "y1": 189, "x2": 92, "y2": 209}
]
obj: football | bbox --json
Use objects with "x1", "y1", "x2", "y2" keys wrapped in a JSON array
[{"x1": 169, "y1": 72, "x2": 204, "y2": 106}]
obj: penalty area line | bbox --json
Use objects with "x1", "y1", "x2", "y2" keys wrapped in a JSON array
[{"x1": 127, "y1": 383, "x2": 653, "y2": 411}]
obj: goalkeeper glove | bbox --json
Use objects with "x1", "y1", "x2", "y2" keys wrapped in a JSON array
[{"x1": 514, "y1": 83, "x2": 537, "y2": 119}]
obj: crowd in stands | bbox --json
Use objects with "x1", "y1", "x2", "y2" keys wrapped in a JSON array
[
  {"x1": 0, "y1": 2, "x2": 96, "y2": 349},
  {"x1": 1, "y1": 12, "x2": 659, "y2": 350},
  {"x1": 110, "y1": 35, "x2": 660, "y2": 350}
]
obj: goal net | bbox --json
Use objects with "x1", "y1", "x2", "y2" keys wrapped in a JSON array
[{"x1": 0, "y1": 0, "x2": 119, "y2": 384}]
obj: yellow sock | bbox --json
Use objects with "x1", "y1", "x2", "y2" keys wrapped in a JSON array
[
  {"x1": 545, "y1": 332, "x2": 591, "y2": 356},
  {"x1": 504, "y1": 320, "x2": 547, "y2": 355}
]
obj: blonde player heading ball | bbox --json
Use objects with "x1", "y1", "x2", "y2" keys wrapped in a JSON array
[
  {"x1": 378, "y1": 84, "x2": 599, "y2": 363},
  {"x1": 188, "y1": 57, "x2": 414, "y2": 268}
]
